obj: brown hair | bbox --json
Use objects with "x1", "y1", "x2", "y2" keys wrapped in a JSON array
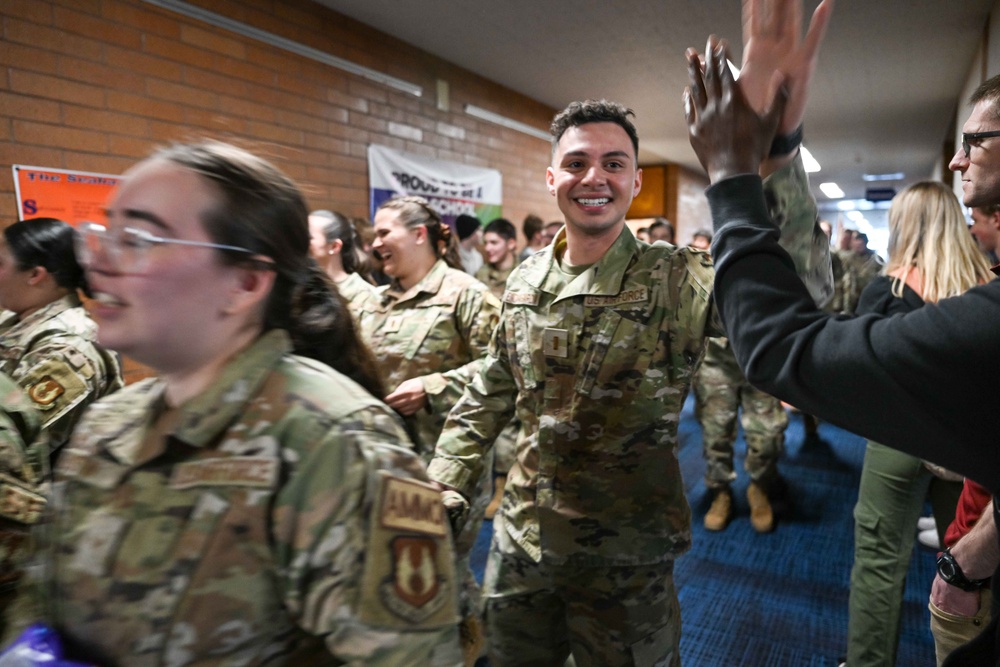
[
  {"x1": 377, "y1": 196, "x2": 462, "y2": 271},
  {"x1": 152, "y1": 141, "x2": 385, "y2": 398}
]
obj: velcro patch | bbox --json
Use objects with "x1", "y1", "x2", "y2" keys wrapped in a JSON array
[
  {"x1": 504, "y1": 292, "x2": 539, "y2": 306},
  {"x1": 380, "y1": 476, "x2": 447, "y2": 537},
  {"x1": 0, "y1": 478, "x2": 45, "y2": 525},
  {"x1": 584, "y1": 286, "x2": 649, "y2": 307},
  {"x1": 27, "y1": 376, "x2": 65, "y2": 406},
  {"x1": 169, "y1": 457, "x2": 278, "y2": 490}
]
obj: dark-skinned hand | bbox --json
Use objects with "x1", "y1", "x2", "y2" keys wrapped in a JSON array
[{"x1": 684, "y1": 36, "x2": 787, "y2": 184}]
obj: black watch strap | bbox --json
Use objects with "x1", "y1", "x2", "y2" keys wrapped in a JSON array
[
  {"x1": 937, "y1": 548, "x2": 989, "y2": 592},
  {"x1": 769, "y1": 124, "x2": 803, "y2": 158}
]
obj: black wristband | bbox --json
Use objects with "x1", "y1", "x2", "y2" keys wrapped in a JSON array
[{"x1": 769, "y1": 124, "x2": 803, "y2": 157}]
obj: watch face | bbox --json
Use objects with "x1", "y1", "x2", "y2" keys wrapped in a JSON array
[{"x1": 939, "y1": 560, "x2": 957, "y2": 580}]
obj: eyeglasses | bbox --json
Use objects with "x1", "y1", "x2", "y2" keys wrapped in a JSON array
[
  {"x1": 74, "y1": 221, "x2": 273, "y2": 274},
  {"x1": 962, "y1": 130, "x2": 1000, "y2": 158}
]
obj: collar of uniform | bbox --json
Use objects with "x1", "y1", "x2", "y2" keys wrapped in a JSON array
[
  {"x1": 99, "y1": 329, "x2": 292, "y2": 464},
  {"x1": 0, "y1": 293, "x2": 82, "y2": 336},
  {"x1": 524, "y1": 225, "x2": 637, "y2": 301},
  {"x1": 169, "y1": 328, "x2": 291, "y2": 448},
  {"x1": 383, "y1": 258, "x2": 449, "y2": 305}
]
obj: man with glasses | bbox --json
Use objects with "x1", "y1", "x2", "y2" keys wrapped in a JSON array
[{"x1": 685, "y1": 0, "x2": 1000, "y2": 663}]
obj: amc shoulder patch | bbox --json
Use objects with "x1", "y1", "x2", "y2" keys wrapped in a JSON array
[
  {"x1": 358, "y1": 472, "x2": 458, "y2": 628},
  {"x1": 379, "y1": 476, "x2": 447, "y2": 537}
]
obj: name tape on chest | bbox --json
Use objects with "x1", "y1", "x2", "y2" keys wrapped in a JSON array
[
  {"x1": 379, "y1": 476, "x2": 447, "y2": 537},
  {"x1": 169, "y1": 457, "x2": 279, "y2": 490},
  {"x1": 504, "y1": 292, "x2": 539, "y2": 306},
  {"x1": 583, "y1": 286, "x2": 649, "y2": 307}
]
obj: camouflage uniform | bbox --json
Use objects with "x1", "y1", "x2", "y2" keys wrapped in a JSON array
[
  {"x1": 356, "y1": 259, "x2": 500, "y2": 662},
  {"x1": 8, "y1": 330, "x2": 462, "y2": 667},
  {"x1": 428, "y1": 154, "x2": 828, "y2": 666},
  {"x1": 473, "y1": 263, "x2": 519, "y2": 477},
  {"x1": 840, "y1": 250, "x2": 884, "y2": 315},
  {"x1": 332, "y1": 272, "x2": 378, "y2": 320},
  {"x1": 356, "y1": 260, "x2": 500, "y2": 462},
  {"x1": 693, "y1": 336, "x2": 788, "y2": 490},
  {"x1": 474, "y1": 263, "x2": 515, "y2": 301},
  {"x1": 0, "y1": 374, "x2": 44, "y2": 600},
  {"x1": 0, "y1": 294, "x2": 123, "y2": 457}
]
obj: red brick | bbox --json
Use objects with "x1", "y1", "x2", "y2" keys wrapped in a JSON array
[
  {"x1": 351, "y1": 113, "x2": 387, "y2": 134},
  {"x1": 9, "y1": 71, "x2": 105, "y2": 108},
  {"x1": 53, "y1": 6, "x2": 142, "y2": 50},
  {"x1": 327, "y1": 89, "x2": 368, "y2": 113},
  {"x1": 347, "y1": 79, "x2": 389, "y2": 105},
  {"x1": 14, "y1": 120, "x2": 107, "y2": 153},
  {"x1": 62, "y1": 150, "x2": 132, "y2": 175},
  {"x1": 244, "y1": 44, "x2": 303, "y2": 77},
  {"x1": 183, "y1": 67, "x2": 249, "y2": 99},
  {"x1": 0, "y1": 43, "x2": 60, "y2": 75},
  {"x1": 4, "y1": 18, "x2": 104, "y2": 61},
  {"x1": 101, "y1": 2, "x2": 180, "y2": 38},
  {"x1": 2, "y1": 0, "x2": 53, "y2": 24},
  {"x1": 0, "y1": 92, "x2": 62, "y2": 123},
  {"x1": 62, "y1": 105, "x2": 151, "y2": 138},
  {"x1": 0, "y1": 143, "x2": 63, "y2": 171},
  {"x1": 183, "y1": 109, "x2": 248, "y2": 135},
  {"x1": 108, "y1": 135, "x2": 158, "y2": 160},
  {"x1": 180, "y1": 24, "x2": 246, "y2": 59},
  {"x1": 245, "y1": 121, "x2": 302, "y2": 146},
  {"x1": 216, "y1": 94, "x2": 276, "y2": 123},
  {"x1": 146, "y1": 79, "x2": 218, "y2": 111},
  {"x1": 59, "y1": 58, "x2": 144, "y2": 94},
  {"x1": 275, "y1": 109, "x2": 327, "y2": 134},
  {"x1": 106, "y1": 91, "x2": 185, "y2": 123},
  {"x1": 105, "y1": 47, "x2": 183, "y2": 82}
]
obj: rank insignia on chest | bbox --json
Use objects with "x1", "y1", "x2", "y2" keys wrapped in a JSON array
[
  {"x1": 384, "y1": 315, "x2": 404, "y2": 333},
  {"x1": 543, "y1": 328, "x2": 569, "y2": 358}
]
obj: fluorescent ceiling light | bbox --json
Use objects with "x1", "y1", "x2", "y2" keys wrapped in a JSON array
[
  {"x1": 819, "y1": 182, "x2": 845, "y2": 199},
  {"x1": 846, "y1": 210, "x2": 865, "y2": 221},
  {"x1": 800, "y1": 146, "x2": 821, "y2": 173},
  {"x1": 142, "y1": 0, "x2": 422, "y2": 96},
  {"x1": 862, "y1": 172, "x2": 905, "y2": 182},
  {"x1": 464, "y1": 104, "x2": 550, "y2": 141}
]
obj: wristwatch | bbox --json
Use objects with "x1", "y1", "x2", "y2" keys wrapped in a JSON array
[{"x1": 937, "y1": 548, "x2": 989, "y2": 592}]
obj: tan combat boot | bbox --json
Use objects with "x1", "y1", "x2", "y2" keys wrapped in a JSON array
[
  {"x1": 747, "y1": 482, "x2": 775, "y2": 533},
  {"x1": 704, "y1": 487, "x2": 733, "y2": 531},
  {"x1": 484, "y1": 475, "x2": 506, "y2": 519}
]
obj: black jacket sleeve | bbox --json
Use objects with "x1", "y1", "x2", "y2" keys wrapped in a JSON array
[{"x1": 707, "y1": 174, "x2": 1000, "y2": 494}]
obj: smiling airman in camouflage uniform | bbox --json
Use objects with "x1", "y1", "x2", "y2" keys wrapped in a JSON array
[
  {"x1": 5, "y1": 330, "x2": 463, "y2": 666},
  {"x1": 428, "y1": 97, "x2": 830, "y2": 666}
]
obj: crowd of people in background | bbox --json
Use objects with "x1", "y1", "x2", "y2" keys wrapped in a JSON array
[{"x1": 2, "y1": 0, "x2": 1000, "y2": 665}]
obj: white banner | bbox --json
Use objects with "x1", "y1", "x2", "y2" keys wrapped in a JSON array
[{"x1": 368, "y1": 144, "x2": 502, "y2": 224}]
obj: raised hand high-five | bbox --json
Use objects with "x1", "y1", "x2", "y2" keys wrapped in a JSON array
[
  {"x1": 739, "y1": 0, "x2": 834, "y2": 138},
  {"x1": 684, "y1": 36, "x2": 786, "y2": 183}
]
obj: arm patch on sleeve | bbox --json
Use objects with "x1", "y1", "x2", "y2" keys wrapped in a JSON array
[{"x1": 357, "y1": 472, "x2": 459, "y2": 628}]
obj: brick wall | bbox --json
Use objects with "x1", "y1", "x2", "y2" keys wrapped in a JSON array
[{"x1": 1, "y1": 0, "x2": 563, "y2": 237}]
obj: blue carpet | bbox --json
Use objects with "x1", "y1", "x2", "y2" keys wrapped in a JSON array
[{"x1": 469, "y1": 394, "x2": 939, "y2": 666}]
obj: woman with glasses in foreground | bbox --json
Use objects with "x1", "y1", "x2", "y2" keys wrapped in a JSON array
[{"x1": 5, "y1": 142, "x2": 463, "y2": 666}]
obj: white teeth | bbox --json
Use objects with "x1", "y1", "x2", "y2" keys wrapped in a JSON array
[
  {"x1": 577, "y1": 198, "x2": 610, "y2": 206},
  {"x1": 93, "y1": 292, "x2": 124, "y2": 306}
]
